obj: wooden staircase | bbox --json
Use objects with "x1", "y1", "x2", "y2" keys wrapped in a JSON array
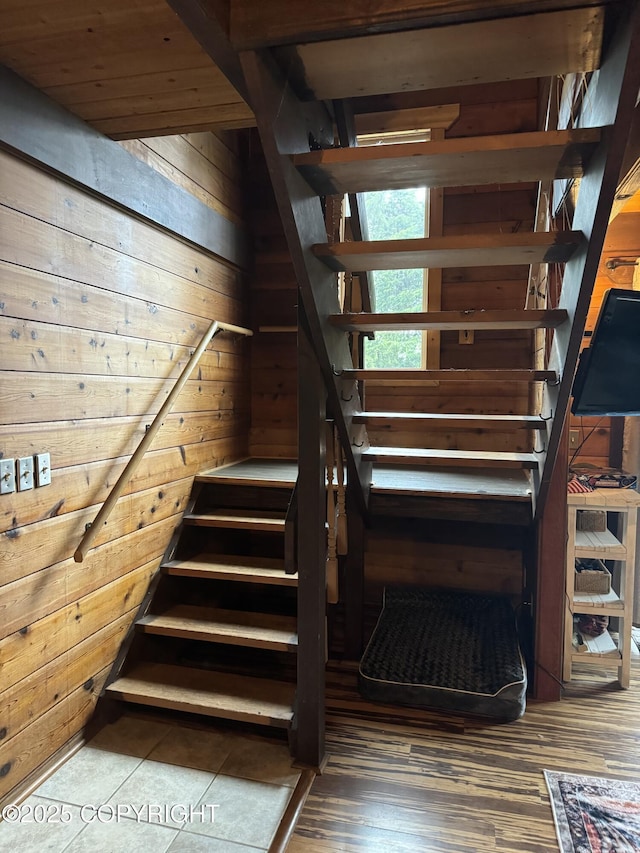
[
  {"x1": 105, "y1": 466, "x2": 299, "y2": 736},
  {"x1": 238, "y1": 3, "x2": 640, "y2": 765}
]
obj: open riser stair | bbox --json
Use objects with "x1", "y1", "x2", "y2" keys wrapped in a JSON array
[
  {"x1": 238, "y1": 1, "x2": 640, "y2": 761},
  {"x1": 105, "y1": 471, "x2": 299, "y2": 739}
]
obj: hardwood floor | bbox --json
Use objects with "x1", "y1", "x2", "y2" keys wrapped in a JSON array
[{"x1": 289, "y1": 662, "x2": 640, "y2": 852}]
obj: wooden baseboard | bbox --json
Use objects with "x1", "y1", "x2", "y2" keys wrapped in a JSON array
[{"x1": 269, "y1": 769, "x2": 316, "y2": 853}]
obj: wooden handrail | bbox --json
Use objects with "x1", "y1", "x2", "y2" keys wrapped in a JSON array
[{"x1": 74, "y1": 319, "x2": 252, "y2": 563}]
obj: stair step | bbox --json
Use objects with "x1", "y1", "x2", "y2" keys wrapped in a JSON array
[
  {"x1": 138, "y1": 605, "x2": 298, "y2": 652},
  {"x1": 331, "y1": 309, "x2": 567, "y2": 332},
  {"x1": 163, "y1": 553, "x2": 297, "y2": 586},
  {"x1": 353, "y1": 412, "x2": 546, "y2": 430},
  {"x1": 290, "y1": 8, "x2": 603, "y2": 100},
  {"x1": 293, "y1": 128, "x2": 600, "y2": 196},
  {"x1": 344, "y1": 368, "x2": 556, "y2": 382},
  {"x1": 184, "y1": 509, "x2": 286, "y2": 532},
  {"x1": 363, "y1": 446, "x2": 538, "y2": 470},
  {"x1": 106, "y1": 662, "x2": 294, "y2": 728},
  {"x1": 315, "y1": 232, "x2": 582, "y2": 273}
]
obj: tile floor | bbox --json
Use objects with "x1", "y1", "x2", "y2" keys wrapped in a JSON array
[{"x1": 0, "y1": 714, "x2": 300, "y2": 852}]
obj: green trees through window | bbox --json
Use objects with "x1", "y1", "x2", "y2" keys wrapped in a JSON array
[{"x1": 363, "y1": 187, "x2": 426, "y2": 368}]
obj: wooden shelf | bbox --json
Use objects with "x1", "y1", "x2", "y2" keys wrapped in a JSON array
[
  {"x1": 572, "y1": 588, "x2": 624, "y2": 614},
  {"x1": 315, "y1": 233, "x2": 582, "y2": 273},
  {"x1": 564, "y1": 489, "x2": 640, "y2": 688},
  {"x1": 294, "y1": 129, "x2": 601, "y2": 196},
  {"x1": 574, "y1": 528, "x2": 626, "y2": 558},
  {"x1": 571, "y1": 628, "x2": 620, "y2": 660}
]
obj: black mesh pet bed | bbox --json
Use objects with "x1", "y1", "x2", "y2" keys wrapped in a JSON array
[{"x1": 359, "y1": 587, "x2": 526, "y2": 721}]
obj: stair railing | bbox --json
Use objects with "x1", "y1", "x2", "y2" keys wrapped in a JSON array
[{"x1": 74, "y1": 318, "x2": 252, "y2": 563}]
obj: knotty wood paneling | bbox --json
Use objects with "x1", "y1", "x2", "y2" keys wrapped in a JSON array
[
  {"x1": 0, "y1": 0, "x2": 254, "y2": 137},
  {"x1": 0, "y1": 126, "x2": 249, "y2": 799},
  {"x1": 247, "y1": 134, "x2": 298, "y2": 458}
]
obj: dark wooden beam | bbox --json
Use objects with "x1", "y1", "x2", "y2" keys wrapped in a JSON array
[
  {"x1": 230, "y1": 0, "x2": 612, "y2": 49},
  {"x1": 296, "y1": 308, "x2": 327, "y2": 769},
  {"x1": 538, "y1": 1, "x2": 640, "y2": 515},
  {"x1": 240, "y1": 48, "x2": 372, "y2": 515},
  {"x1": 533, "y1": 418, "x2": 568, "y2": 701},
  {"x1": 0, "y1": 65, "x2": 248, "y2": 270},
  {"x1": 166, "y1": 0, "x2": 252, "y2": 107}
]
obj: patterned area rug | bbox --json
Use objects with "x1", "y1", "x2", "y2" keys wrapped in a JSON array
[{"x1": 544, "y1": 770, "x2": 640, "y2": 852}]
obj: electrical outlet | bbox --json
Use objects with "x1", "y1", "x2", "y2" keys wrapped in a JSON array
[
  {"x1": 35, "y1": 452, "x2": 52, "y2": 487},
  {"x1": 0, "y1": 459, "x2": 16, "y2": 494},
  {"x1": 569, "y1": 429, "x2": 581, "y2": 449},
  {"x1": 17, "y1": 456, "x2": 34, "y2": 491}
]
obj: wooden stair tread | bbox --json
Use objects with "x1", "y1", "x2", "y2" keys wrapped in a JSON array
[
  {"x1": 163, "y1": 553, "x2": 297, "y2": 586},
  {"x1": 184, "y1": 509, "x2": 286, "y2": 531},
  {"x1": 106, "y1": 662, "x2": 294, "y2": 727},
  {"x1": 139, "y1": 605, "x2": 298, "y2": 651},
  {"x1": 370, "y1": 465, "x2": 532, "y2": 501},
  {"x1": 293, "y1": 128, "x2": 601, "y2": 196},
  {"x1": 331, "y1": 309, "x2": 567, "y2": 332},
  {"x1": 343, "y1": 368, "x2": 556, "y2": 381},
  {"x1": 289, "y1": 8, "x2": 603, "y2": 100},
  {"x1": 314, "y1": 232, "x2": 582, "y2": 272},
  {"x1": 197, "y1": 458, "x2": 298, "y2": 487},
  {"x1": 353, "y1": 412, "x2": 546, "y2": 430},
  {"x1": 364, "y1": 446, "x2": 538, "y2": 470}
]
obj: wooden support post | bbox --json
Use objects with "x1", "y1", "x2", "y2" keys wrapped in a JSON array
[
  {"x1": 534, "y1": 416, "x2": 569, "y2": 700},
  {"x1": 343, "y1": 486, "x2": 365, "y2": 660},
  {"x1": 296, "y1": 309, "x2": 327, "y2": 768}
]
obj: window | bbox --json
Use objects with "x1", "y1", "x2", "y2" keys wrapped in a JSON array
[{"x1": 363, "y1": 187, "x2": 426, "y2": 368}]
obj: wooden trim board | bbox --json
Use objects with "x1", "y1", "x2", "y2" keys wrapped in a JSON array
[{"x1": 0, "y1": 67, "x2": 248, "y2": 269}]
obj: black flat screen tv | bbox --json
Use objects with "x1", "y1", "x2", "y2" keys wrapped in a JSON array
[{"x1": 571, "y1": 288, "x2": 640, "y2": 417}]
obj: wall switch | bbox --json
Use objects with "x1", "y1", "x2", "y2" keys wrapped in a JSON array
[
  {"x1": 0, "y1": 459, "x2": 16, "y2": 494},
  {"x1": 18, "y1": 457, "x2": 34, "y2": 491},
  {"x1": 569, "y1": 429, "x2": 581, "y2": 449},
  {"x1": 35, "y1": 452, "x2": 52, "y2": 487}
]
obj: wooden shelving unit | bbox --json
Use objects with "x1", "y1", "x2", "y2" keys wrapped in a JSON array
[{"x1": 564, "y1": 489, "x2": 640, "y2": 688}]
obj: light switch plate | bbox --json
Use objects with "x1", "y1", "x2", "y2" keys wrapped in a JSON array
[
  {"x1": 18, "y1": 456, "x2": 34, "y2": 491},
  {"x1": 35, "y1": 452, "x2": 52, "y2": 487},
  {"x1": 0, "y1": 459, "x2": 16, "y2": 494}
]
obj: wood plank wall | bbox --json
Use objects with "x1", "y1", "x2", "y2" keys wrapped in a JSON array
[
  {"x1": 247, "y1": 131, "x2": 299, "y2": 458},
  {"x1": 361, "y1": 81, "x2": 538, "y2": 602},
  {"x1": 0, "y1": 130, "x2": 249, "y2": 801}
]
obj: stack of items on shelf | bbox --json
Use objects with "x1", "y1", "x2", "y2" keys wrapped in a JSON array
[
  {"x1": 569, "y1": 464, "x2": 638, "y2": 492},
  {"x1": 573, "y1": 558, "x2": 611, "y2": 651}
]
